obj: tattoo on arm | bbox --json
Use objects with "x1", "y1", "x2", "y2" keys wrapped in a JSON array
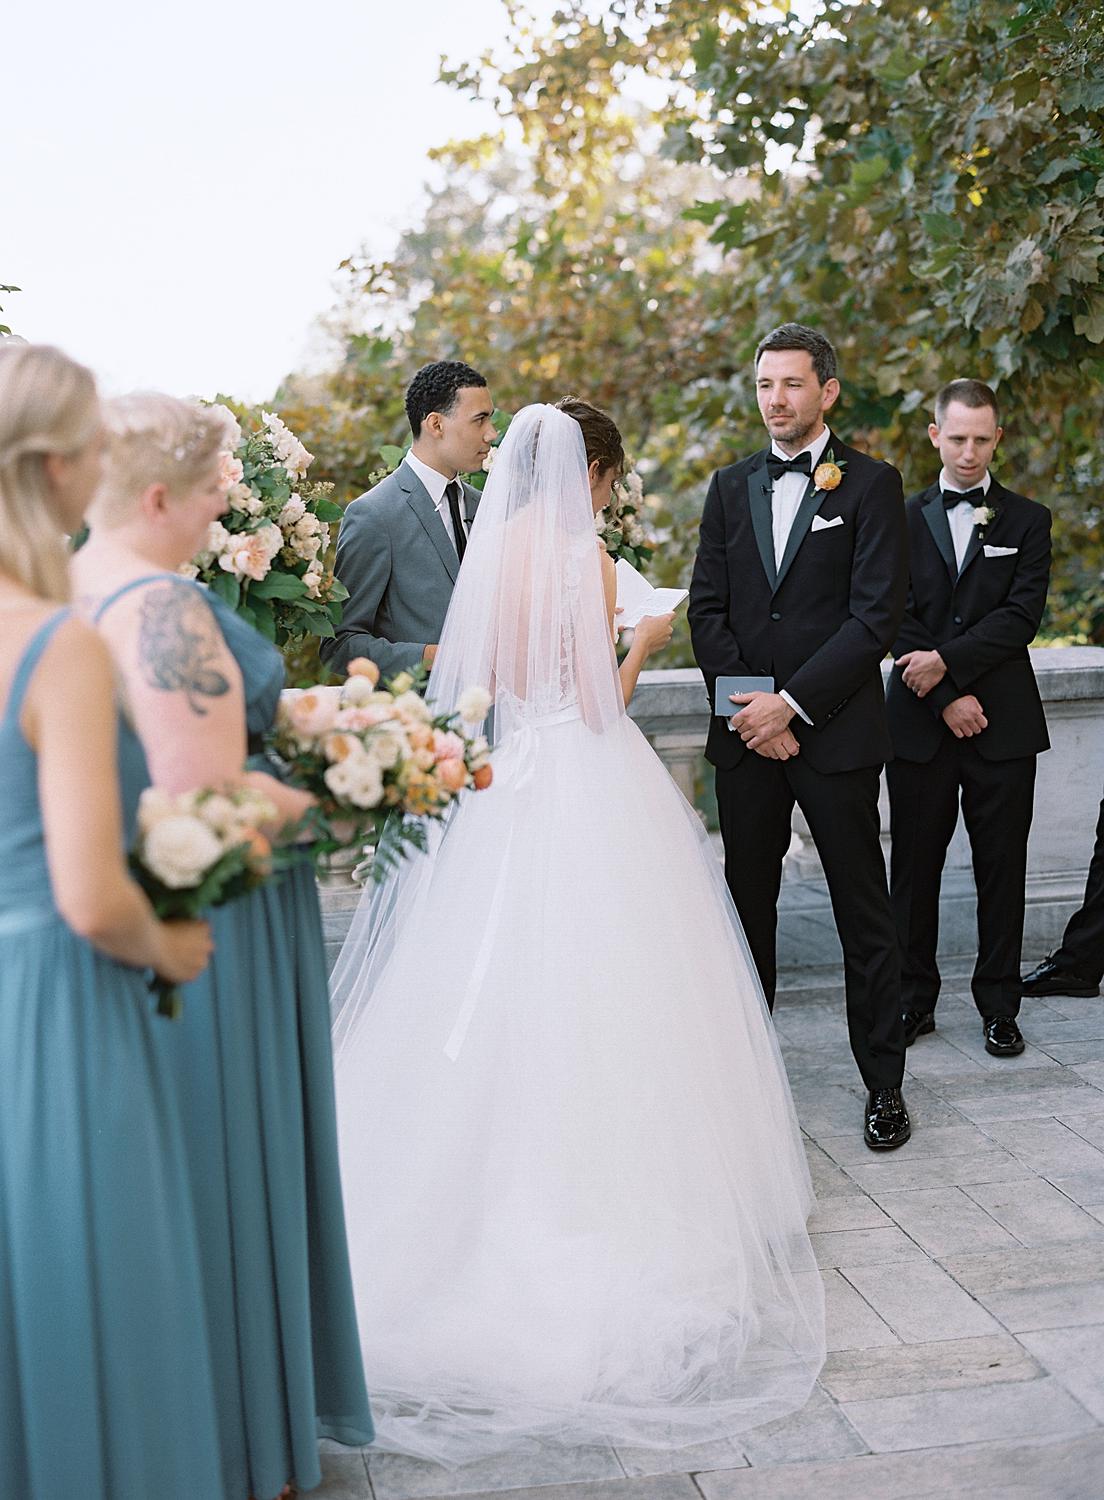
[{"x1": 138, "y1": 584, "x2": 231, "y2": 716}]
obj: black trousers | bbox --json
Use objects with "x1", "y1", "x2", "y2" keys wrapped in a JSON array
[
  {"x1": 887, "y1": 737, "x2": 1036, "y2": 1019},
  {"x1": 715, "y1": 752, "x2": 905, "y2": 1091},
  {"x1": 1055, "y1": 791, "x2": 1104, "y2": 983}
]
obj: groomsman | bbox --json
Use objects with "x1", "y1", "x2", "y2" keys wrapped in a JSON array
[
  {"x1": 887, "y1": 379, "x2": 1052, "y2": 1056},
  {"x1": 322, "y1": 360, "x2": 496, "y2": 678},
  {"x1": 689, "y1": 323, "x2": 911, "y2": 1150},
  {"x1": 1022, "y1": 789, "x2": 1104, "y2": 998}
]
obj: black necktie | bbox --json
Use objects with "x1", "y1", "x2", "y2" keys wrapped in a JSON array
[
  {"x1": 445, "y1": 481, "x2": 467, "y2": 562},
  {"x1": 942, "y1": 487, "x2": 985, "y2": 509},
  {"x1": 765, "y1": 451, "x2": 812, "y2": 482}
]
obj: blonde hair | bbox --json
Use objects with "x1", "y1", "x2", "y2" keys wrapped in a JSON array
[
  {"x1": 92, "y1": 392, "x2": 240, "y2": 529},
  {"x1": 0, "y1": 342, "x2": 99, "y2": 602}
]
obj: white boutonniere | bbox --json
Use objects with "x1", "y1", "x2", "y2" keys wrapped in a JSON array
[{"x1": 971, "y1": 503, "x2": 996, "y2": 535}]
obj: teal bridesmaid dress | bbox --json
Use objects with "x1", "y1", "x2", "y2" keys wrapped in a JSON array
[
  {"x1": 94, "y1": 576, "x2": 373, "y2": 1500},
  {"x1": 0, "y1": 609, "x2": 225, "y2": 1499}
]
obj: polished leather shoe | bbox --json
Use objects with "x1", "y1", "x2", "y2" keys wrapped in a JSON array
[
  {"x1": 1020, "y1": 953, "x2": 1100, "y2": 998},
  {"x1": 983, "y1": 1015, "x2": 1026, "y2": 1056},
  {"x1": 903, "y1": 1010, "x2": 936, "y2": 1046},
  {"x1": 864, "y1": 1088, "x2": 911, "y2": 1151}
]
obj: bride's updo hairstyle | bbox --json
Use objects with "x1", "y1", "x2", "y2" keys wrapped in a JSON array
[
  {"x1": 0, "y1": 342, "x2": 99, "y2": 601},
  {"x1": 554, "y1": 396, "x2": 625, "y2": 478},
  {"x1": 91, "y1": 393, "x2": 239, "y2": 529}
]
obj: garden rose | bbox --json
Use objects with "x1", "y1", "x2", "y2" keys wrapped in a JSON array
[
  {"x1": 143, "y1": 815, "x2": 223, "y2": 890},
  {"x1": 432, "y1": 729, "x2": 465, "y2": 762},
  {"x1": 346, "y1": 657, "x2": 381, "y2": 684},
  {"x1": 457, "y1": 686, "x2": 493, "y2": 722}
]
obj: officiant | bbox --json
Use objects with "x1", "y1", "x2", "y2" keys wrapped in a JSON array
[
  {"x1": 321, "y1": 360, "x2": 496, "y2": 679},
  {"x1": 886, "y1": 378, "x2": 1052, "y2": 1059}
]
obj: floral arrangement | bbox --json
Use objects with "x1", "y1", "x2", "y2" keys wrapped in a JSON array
[
  {"x1": 595, "y1": 469, "x2": 654, "y2": 566},
  {"x1": 184, "y1": 406, "x2": 348, "y2": 647},
  {"x1": 130, "y1": 785, "x2": 280, "y2": 1018},
  {"x1": 972, "y1": 502, "x2": 997, "y2": 536},
  {"x1": 270, "y1": 659, "x2": 494, "y2": 880}
]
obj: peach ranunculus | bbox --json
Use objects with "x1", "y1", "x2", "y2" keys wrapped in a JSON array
[
  {"x1": 473, "y1": 764, "x2": 494, "y2": 790},
  {"x1": 407, "y1": 723, "x2": 435, "y2": 751},
  {"x1": 432, "y1": 729, "x2": 465, "y2": 763},
  {"x1": 286, "y1": 688, "x2": 340, "y2": 739},
  {"x1": 346, "y1": 657, "x2": 381, "y2": 685}
]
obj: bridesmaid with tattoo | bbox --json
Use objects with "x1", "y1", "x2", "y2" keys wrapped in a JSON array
[
  {"x1": 0, "y1": 345, "x2": 223, "y2": 1498},
  {"x1": 73, "y1": 393, "x2": 373, "y2": 1500}
]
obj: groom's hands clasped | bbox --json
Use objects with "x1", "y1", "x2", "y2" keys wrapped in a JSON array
[{"x1": 729, "y1": 691, "x2": 800, "y2": 760}]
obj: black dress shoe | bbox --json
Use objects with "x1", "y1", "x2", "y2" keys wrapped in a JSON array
[
  {"x1": 902, "y1": 1010, "x2": 936, "y2": 1046},
  {"x1": 983, "y1": 1015, "x2": 1026, "y2": 1056},
  {"x1": 1020, "y1": 953, "x2": 1100, "y2": 998},
  {"x1": 864, "y1": 1088, "x2": 911, "y2": 1151}
]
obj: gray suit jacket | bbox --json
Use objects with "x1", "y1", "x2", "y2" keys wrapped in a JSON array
[{"x1": 320, "y1": 461, "x2": 480, "y2": 679}]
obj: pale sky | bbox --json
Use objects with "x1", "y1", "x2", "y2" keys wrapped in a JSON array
[{"x1": 5, "y1": 0, "x2": 557, "y2": 401}]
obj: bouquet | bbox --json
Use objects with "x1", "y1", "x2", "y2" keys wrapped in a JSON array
[
  {"x1": 595, "y1": 468, "x2": 654, "y2": 567},
  {"x1": 184, "y1": 405, "x2": 348, "y2": 647},
  {"x1": 130, "y1": 785, "x2": 280, "y2": 1018},
  {"x1": 270, "y1": 659, "x2": 494, "y2": 880}
]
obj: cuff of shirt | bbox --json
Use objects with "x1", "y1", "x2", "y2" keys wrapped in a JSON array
[{"x1": 780, "y1": 690, "x2": 811, "y2": 725}]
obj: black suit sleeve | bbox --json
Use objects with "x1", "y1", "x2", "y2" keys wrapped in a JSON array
[
  {"x1": 688, "y1": 472, "x2": 753, "y2": 689},
  {"x1": 892, "y1": 559, "x2": 963, "y2": 717},
  {"x1": 782, "y1": 465, "x2": 908, "y2": 723},
  {"x1": 938, "y1": 507, "x2": 1052, "y2": 690}
]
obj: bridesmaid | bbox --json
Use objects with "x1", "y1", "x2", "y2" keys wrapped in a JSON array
[
  {"x1": 0, "y1": 344, "x2": 222, "y2": 1498},
  {"x1": 73, "y1": 392, "x2": 373, "y2": 1500}
]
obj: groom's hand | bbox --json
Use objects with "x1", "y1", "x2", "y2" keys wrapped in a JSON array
[
  {"x1": 753, "y1": 728, "x2": 801, "y2": 761},
  {"x1": 423, "y1": 644, "x2": 438, "y2": 666},
  {"x1": 896, "y1": 649, "x2": 946, "y2": 698},
  {"x1": 730, "y1": 691, "x2": 795, "y2": 749}
]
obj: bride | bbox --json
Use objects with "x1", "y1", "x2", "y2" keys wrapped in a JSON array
[{"x1": 331, "y1": 400, "x2": 825, "y2": 1466}]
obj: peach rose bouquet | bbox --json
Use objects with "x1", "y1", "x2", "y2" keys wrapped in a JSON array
[
  {"x1": 270, "y1": 659, "x2": 493, "y2": 880},
  {"x1": 130, "y1": 784, "x2": 281, "y2": 1018}
]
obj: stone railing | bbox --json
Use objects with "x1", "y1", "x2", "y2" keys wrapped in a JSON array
[{"x1": 630, "y1": 647, "x2": 1104, "y2": 983}]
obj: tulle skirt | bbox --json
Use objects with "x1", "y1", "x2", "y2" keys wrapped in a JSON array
[{"x1": 332, "y1": 708, "x2": 825, "y2": 1465}]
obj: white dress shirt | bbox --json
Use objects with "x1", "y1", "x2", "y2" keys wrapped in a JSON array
[
  {"x1": 939, "y1": 467, "x2": 992, "y2": 570},
  {"x1": 769, "y1": 427, "x2": 832, "y2": 727},
  {"x1": 403, "y1": 450, "x2": 467, "y2": 553}
]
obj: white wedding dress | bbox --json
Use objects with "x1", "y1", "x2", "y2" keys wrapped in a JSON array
[{"x1": 331, "y1": 406, "x2": 825, "y2": 1466}]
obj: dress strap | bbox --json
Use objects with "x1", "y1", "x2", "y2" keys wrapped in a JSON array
[
  {"x1": 91, "y1": 572, "x2": 198, "y2": 623},
  {"x1": 3, "y1": 608, "x2": 71, "y2": 729}
]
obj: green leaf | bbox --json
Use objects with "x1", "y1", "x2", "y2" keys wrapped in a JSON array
[
  {"x1": 313, "y1": 497, "x2": 344, "y2": 522},
  {"x1": 379, "y1": 444, "x2": 407, "y2": 468},
  {"x1": 876, "y1": 45, "x2": 925, "y2": 84},
  {"x1": 1074, "y1": 297, "x2": 1104, "y2": 343},
  {"x1": 249, "y1": 571, "x2": 309, "y2": 600},
  {"x1": 921, "y1": 210, "x2": 959, "y2": 244},
  {"x1": 209, "y1": 571, "x2": 240, "y2": 609},
  {"x1": 850, "y1": 155, "x2": 890, "y2": 188}
]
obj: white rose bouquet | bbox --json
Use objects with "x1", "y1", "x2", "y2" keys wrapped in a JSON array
[
  {"x1": 185, "y1": 404, "x2": 349, "y2": 647},
  {"x1": 270, "y1": 659, "x2": 494, "y2": 880},
  {"x1": 595, "y1": 469, "x2": 654, "y2": 567},
  {"x1": 130, "y1": 785, "x2": 280, "y2": 1018}
]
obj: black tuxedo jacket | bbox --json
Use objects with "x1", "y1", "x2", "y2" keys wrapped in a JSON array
[
  {"x1": 688, "y1": 434, "x2": 908, "y2": 774},
  {"x1": 886, "y1": 479, "x2": 1051, "y2": 763}
]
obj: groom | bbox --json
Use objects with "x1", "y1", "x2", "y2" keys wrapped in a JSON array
[
  {"x1": 321, "y1": 360, "x2": 497, "y2": 678},
  {"x1": 689, "y1": 323, "x2": 910, "y2": 1149}
]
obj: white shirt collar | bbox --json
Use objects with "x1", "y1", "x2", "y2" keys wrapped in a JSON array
[
  {"x1": 770, "y1": 426, "x2": 832, "y2": 470},
  {"x1": 403, "y1": 449, "x2": 456, "y2": 507},
  {"x1": 939, "y1": 467, "x2": 992, "y2": 500}
]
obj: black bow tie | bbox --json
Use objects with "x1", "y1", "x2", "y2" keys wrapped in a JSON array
[
  {"x1": 942, "y1": 487, "x2": 985, "y2": 509},
  {"x1": 765, "y1": 451, "x2": 812, "y2": 481}
]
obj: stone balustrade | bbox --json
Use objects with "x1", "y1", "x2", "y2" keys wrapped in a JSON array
[{"x1": 629, "y1": 647, "x2": 1104, "y2": 986}]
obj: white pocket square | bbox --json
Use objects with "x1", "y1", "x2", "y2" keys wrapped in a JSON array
[
  {"x1": 983, "y1": 544, "x2": 1018, "y2": 557},
  {"x1": 811, "y1": 514, "x2": 844, "y2": 532}
]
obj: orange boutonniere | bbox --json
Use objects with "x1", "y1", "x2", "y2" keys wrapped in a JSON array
[{"x1": 813, "y1": 448, "x2": 846, "y2": 491}]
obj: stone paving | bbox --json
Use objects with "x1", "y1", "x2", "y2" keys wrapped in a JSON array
[{"x1": 313, "y1": 969, "x2": 1104, "y2": 1500}]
